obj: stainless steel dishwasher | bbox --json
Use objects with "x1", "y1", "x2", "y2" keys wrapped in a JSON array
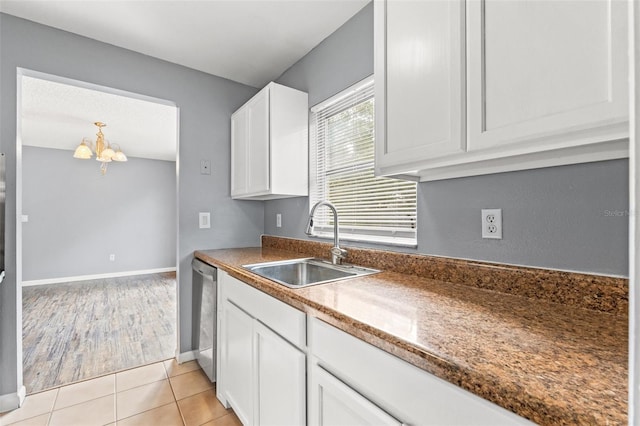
[{"x1": 191, "y1": 258, "x2": 217, "y2": 382}]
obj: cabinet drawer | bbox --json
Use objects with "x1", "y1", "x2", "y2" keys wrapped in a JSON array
[
  {"x1": 309, "y1": 317, "x2": 532, "y2": 425},
  {"x1": 221, "y1": 271, "x2": 306, "y2": 348}
]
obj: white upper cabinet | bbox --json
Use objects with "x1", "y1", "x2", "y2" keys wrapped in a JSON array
[
  {"x1": 467, "y1": 0, "x2": 628, "y2": 152},
  {"x1": 374, "y1": 0, "x2": 465, "y2": 176},
  {"x1": 374, "y1": 0, "x2": 628, "y2": 182},
  {"x1": 231, "y1": 82, "x2": 308, "y2": 199}
]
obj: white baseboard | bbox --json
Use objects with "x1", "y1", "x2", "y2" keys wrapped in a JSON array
[
  {"x1": 0, "y1": 386, "x2": 26, "y2": 413},
  {"x1": 176, "y1": 350, "x2": 197, "y2": 364},
  {"x1": 21, "y1": 267, "x2": 177, "y2": 287}
]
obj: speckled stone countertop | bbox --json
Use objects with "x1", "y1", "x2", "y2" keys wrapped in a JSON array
[{"x1": 195, "y1": 237, "x2": 628, "y2": 425}]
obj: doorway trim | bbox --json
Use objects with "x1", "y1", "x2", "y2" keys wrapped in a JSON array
[
  {"x1": 630, "y1": 0, "x2": 639, "y2": 422},
  {"x1": 14, "y1": 67, "x2": 181, "y2": 400}
]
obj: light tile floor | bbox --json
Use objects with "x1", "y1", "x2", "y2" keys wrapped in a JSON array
[{"x1": 0, "y1": 360, "x2": 241, "y2": 426}]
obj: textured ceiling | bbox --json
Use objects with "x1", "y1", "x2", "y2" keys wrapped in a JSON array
[
  {"x1": 0, "y1": 0, "x2": 370, "y2": 88},
  {"x1": 21, "y1": 76, "x2": 178, "y2": 161}
]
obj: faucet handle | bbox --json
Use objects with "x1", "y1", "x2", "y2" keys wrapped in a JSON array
[
  {"x1": 330, "y1": 246, "x2": 348, "y2": 264},
  {"x1": 305, "y1": 217, "x2": 314, "y2": 236}
]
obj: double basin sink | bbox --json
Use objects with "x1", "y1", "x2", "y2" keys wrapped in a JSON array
[{"x1": 243, "y1": 257, "x2": 379, "y2": 288}]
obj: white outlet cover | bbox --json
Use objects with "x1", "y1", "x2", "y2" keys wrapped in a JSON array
[
  {"x1": 200, "y1": 160, "x2": 211, "y2": 175},
  {"x1": 276, "y1": 213, "x2": 282, "y2": 228},
  {"x1": 481, "y1": 209, "x2": 502, "y2": 239}
]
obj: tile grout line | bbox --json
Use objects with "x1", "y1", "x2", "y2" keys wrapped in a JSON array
[
  {"x1": 115, "y1": 361, "x2": 171, "y2": 393},
  {"x1": 50, "y1": 364, "x2": 173, "y2": 424},
  {"x1": 116, "y1": 401, "x2": 177, "y2": 424},
  {"x1": 164, "y1": 363, "x2": 187, "y2": 426},
  {"x1": 194, "y1": 389, "x2": 231, "y2": 426},
  {"x1": 113, "y1": 372, "x2": 118, "y2": 426},
  {"x1": 1, "y1": 387, "x2": 60, "y2": 426},
  {"x1": 114, "y1": 363, "x2": 171, "y2": 423},
  {"x1": 47, "y1": 375, "x2": 116, "y2": 413},
  {"x1": 6, "y1": 360, "x2": 201, "y2": 426},
  {"x1": 47, "y1": 388, "x2": 60, "y2": 426}
]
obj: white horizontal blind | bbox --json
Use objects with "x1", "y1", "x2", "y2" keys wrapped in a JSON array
[{"x1": 310, "y1": 78, "x2": 417, "y2": 245}]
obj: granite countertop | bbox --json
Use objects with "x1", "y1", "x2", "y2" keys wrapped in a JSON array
[{"x1": 195, "y1": 241, "x2": 627, "y2": 425}]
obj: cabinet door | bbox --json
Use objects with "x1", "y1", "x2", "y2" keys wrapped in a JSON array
[
  {"x1": 310, "y1": 366, "x2": 402, "y2": 426},
  {"x1": 231, "y1": 107, "x2": 248, "y2": 197},
  {"x1": 467, "y1": 0, "x2": 628, "y2": 151},
  {"x1": 223, "y1": 300, "x2": 254, "y2": 426},
  {"x1": 254, "y1": 321, "x2": 306, "y2": 426},
  {"x1": 375, "y1": 0, "x2": 465, "y2": 174},
  {"x1": 246, "y1": 87, "x2": 270, "y2": 195}
]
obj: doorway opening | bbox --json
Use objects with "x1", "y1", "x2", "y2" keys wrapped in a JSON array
[{"x1": 17, "y1": 69, "x2": 180, "y2": 394}]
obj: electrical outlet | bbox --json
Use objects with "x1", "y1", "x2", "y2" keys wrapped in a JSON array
[
  {"x1": 276, "y1": 213, "x2": 282, "y2": 228},
  {"x1": 200, "y1": 160, "x2": 211, "y2": 175},
  {"x1": 109, "y1": 254, "x2": 115, "y2": 262},
  {"x1": 481, "y1": 209, "x2": 502, "y2": 239}
]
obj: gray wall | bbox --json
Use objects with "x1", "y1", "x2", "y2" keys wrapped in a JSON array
[
  {"x1": 265, "y1": 2, "x2": 629, "y2": 276},
  {"x1": 0, "y1": 13, "x2": 261, "y2": 398},
  {"x1": 22, "y1": 146, "x2": 176, "y2": 281}
]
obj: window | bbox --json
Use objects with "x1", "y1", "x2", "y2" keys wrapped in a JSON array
[{"x1": 309, "y1": 76, "x2": 417, "y2": 246}]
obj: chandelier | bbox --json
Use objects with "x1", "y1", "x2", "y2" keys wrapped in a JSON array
[{"x1": 73, "y1": 122, "x2": 127, "y2": 175}]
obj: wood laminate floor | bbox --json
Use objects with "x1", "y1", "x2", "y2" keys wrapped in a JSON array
[{"x1": 22, "y1": 272, "x2": 177, "y2": 394}]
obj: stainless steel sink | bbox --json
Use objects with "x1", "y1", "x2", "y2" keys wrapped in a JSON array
[{"x1": 243, "y1": 258, "x2": 379, "y2": 288}]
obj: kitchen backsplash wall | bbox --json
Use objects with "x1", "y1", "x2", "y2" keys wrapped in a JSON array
[
  {"x1": 265, "y1": 2, "x2": 629, "y2": 277},
  {"x1": 22, "y1": 146, "x2": 177, "y2": 281}
]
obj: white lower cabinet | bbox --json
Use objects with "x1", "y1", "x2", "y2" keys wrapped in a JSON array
[
  {"x1": 222, "y1": 299, "x2": 305, "y2": 425},
  {"x1": 255, "y1": 321, "x2": 306, "y2": 426},
  {"x1": 222, "y1": 301, "x2": 254, "y2": 426},
  {"x1": 217, "y1": 271, "x2": 306, "y2": 426},
  {"x1": 310, "y1": 365, "x2": 401, "y2": 426}
]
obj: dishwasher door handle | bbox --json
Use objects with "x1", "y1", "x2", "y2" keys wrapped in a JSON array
[{"x1": 192, "y1": 258, "x2": 216, "y2": 281}]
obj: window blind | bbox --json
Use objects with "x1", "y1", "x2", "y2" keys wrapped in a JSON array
[{"x1": 310, "y1": 77, "x2": 417, "y2": 245}]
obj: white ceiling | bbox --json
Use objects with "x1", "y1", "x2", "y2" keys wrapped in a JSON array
[
  {"x1": 21, "y1": 76, "x2": 178, "y2": 161},
  {"x1": 4, "y1": 0, "x2": 369, "y2": 161},
  {"x1": 0, "y1": 0, "x2": 370, "y2": 88}
]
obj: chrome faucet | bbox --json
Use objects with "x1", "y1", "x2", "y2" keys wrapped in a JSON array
[{"x1": 305, "y1": 201, "x2": 348, "y2": 265}]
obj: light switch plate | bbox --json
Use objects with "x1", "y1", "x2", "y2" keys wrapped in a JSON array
[{"x1": 199, "y1": 212, "x2": 211, "y2": 229}]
